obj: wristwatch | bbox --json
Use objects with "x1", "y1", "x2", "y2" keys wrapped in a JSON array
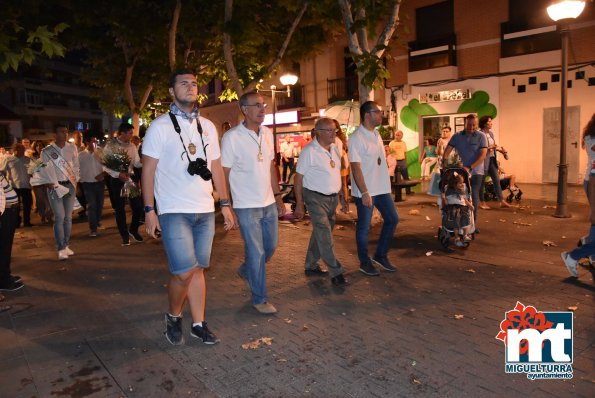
[{"x1": 144, "y1": 205, "x2": 154, "y2": 213}]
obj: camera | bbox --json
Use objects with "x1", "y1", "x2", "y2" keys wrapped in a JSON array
[{"x1": 187, "y1": 158, "x2": 212, "y2": 181}]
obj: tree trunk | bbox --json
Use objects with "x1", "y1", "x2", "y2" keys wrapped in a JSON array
[
  {"x1": 358, "y1": 70, "x2": 373, "y2": 102},
  {"x1": 131, "y1": 113, "x2": 140, "y2": 137},
  {"x1": 169, "y1": 0, "x2": 181, "y2": 71}
]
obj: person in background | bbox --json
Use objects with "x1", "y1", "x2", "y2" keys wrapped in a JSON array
[
  {"x1": 420, "y1": 138, "x2": 438, "y2": 180},
  {"x1": 389, "y1": 130, "x2": 412, "y2": 195},
  {"x1": 78, "y1": 135, "x2": 105, "y2": 237},
  {"x1": 40, "y1": 125, "x2": 80, "y2": 260},
  {"x1": 385, "y1": 145, "x2": 396, "y2": 181},
  {"x1": 279, "y1": 135, "x2": 297, "y2": 183},
  {"x1": 561, "y1": 113, "x2": 595, "y2": 277},
  {"x1": 436, "y1": 126, "x2": 453, "y2": 164},
  {"x1": 29, "y1": 140, "x2": 52, "y2": 224},
  {"x1": 0, "y1": 173, "x2": 23, "y2": 292},
  {"x1": 478, "y1": 116, "x2": 511, "y2": 209},
  {"x1": 0, "y1": 143, "x2": 33, "y2": 227},
  {"x1": 334, "y1": 120, "x2": 350, "y2": 198}
]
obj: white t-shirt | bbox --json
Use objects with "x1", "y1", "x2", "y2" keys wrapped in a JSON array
[
  {"x1": 221, "y1": 123, "x2": 275, "y2": 209},
  {"x1": 40, "y1": 142, "x2": 80, "y2": 185},
  {"x1": 142, "y1": 113, "x2": 220, "y2": 214},
  {"x1": 78, "y1": 150, "x2": 104, "y2": 183},
  {"x1": 296, "y1": 138, "x2": 342, "y2": 195},
  {"x1": 348, "y1": 125, "x2": 391, "y2": 197},
  {"x1": 585, "y1": 135, "x2": 595, "y2": 180}
]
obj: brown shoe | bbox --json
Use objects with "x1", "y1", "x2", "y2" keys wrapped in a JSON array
[{"x1": 253, "y1": 303, "x2": 277, "y2": 314}]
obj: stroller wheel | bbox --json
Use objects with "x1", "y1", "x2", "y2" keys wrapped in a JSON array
[
  {"x1": 515, "y1": 190, "x2": 523, "y2": 202},
  {"x1": 506, "y1": 193, "x2": 514, "y2": 203}
]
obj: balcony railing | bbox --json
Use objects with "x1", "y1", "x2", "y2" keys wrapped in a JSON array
[
  {"x1": 500, "y1": 22, "x2": 560, "y2": 58},
  {"x1": 408, "y1": 34, "x2": 457, "y2": 72},
  {"x1": 327, "y1": 76, "x2": 358, "y2": 103}
]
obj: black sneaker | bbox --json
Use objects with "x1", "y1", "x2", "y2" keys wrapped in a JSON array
[
  {"x1": 0, "y1": 280, "x2": 24, "y2": 292},
  {"x1": 129, "y1": 231, "x2": 144, "y2": 243},
  {"x1": 190, "y1": 322, "x2": 220, "y2": 345},
  {"x1": 372, "y1": 256, "x2": 397, "y2": 272},
  {"x1": 359, "y1": 260, "x2": 379, "y2": 276},
  {"x1": 164, "y1": 313, "x2": 184, "y2": 345},
  {"x1": 11, "y1": 275, "x2": 22, "y2": 283}
]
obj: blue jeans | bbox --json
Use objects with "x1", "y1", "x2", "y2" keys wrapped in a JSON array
[
  {"x1": 159, "y1": 212, "x2": 215, "y2": 275},
  {"x1": 353, "y1": 193, "x2": 399, "y2": 263},
  {"x1": 470, "y1": 174, "x2": 483, "y2": 221},
  {"x1": 480, "y1": 157, "x2": 503, "y2": 201},
  {"x1": 235, "y1": 203, "x2": 279, "y2": 305},
  {"x1": 47, "y1": 182, "x2": 76, "y2": 250},
  {"x1": 81, "y1": 181, "x2": 105, "y2": 232}
]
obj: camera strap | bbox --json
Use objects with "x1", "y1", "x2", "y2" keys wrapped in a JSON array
[{"x1": 168, "y1": 112, "x2": 208, "y2": 161}]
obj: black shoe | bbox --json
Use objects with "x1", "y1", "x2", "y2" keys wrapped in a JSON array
[
  {"x1": 331, "y1": 274, "x2": 349, "y2": 286},
  {"x1": 359, "y1": 260, "x2": 379, "y2": 276},
  {"x1": 305, "y1": 267, "x2": 329, "y2": 276},
  {"x1": 129, "y1": 231, "x2": 144, "y2": 243},
  {"x1": 190, "y1": 322, "x2": 220, "y2": 345},
  {"x1": 164, "y1": 313, "x2": 184, "y2": 345},
  {"x1": 11, "y1": 275, "x2": 22, "y2": 283},
  {"x1": 475, "y1": 227, "x2": 480, "y2": 234},
  {"x1": 24, "y1": 223, "x2": 34, "y2": 227},
  {"x1": 0, "y1": 280, "x2": 24, "y2": 292},
  {"x1": 121, "y1": 239, "x2": 130, "y2": 246},
  {"x1": 372, "y1": 256, "x2": 397, "y2": 272}
]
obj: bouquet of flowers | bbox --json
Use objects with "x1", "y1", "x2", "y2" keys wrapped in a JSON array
[
  {"x1": 27, "y1": 158, "x2": 46, "y2": 175},
  {"x1": 103, "y1": 149, "x2": 141, "y2": 198}
]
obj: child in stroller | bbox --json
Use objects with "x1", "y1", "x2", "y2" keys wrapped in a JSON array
[
  {"x1": 483, "y1": 163, "x2": 522, "y2": 203},
  {"x1": 438, "y1": 167, "x2": 475, "y2": 249}
]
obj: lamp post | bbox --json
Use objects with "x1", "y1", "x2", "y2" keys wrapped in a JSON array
[
  {"x1": 259, "y1": 73, "x2": 298, "y2": 153},
  {"x1": 547, "y1": 0, "x2": 586, "y2": 218}
]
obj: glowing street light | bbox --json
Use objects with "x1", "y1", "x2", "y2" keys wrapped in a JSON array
[
  {"x1": 547, "y1": 0, "x2": 586, "y2": 218},
  {"x1": 259, "y1": 73, "x2": 299, "y2": 153}
]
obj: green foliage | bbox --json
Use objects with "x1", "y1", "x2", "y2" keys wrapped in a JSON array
[
  {"x1": 377, "y1": 125, "x2": 394, "y2": 140},
  {"x1": 400, "y1": 99, "x2": 438, "y2": 132},
  {"x1": 457, "y1": 91, "x2": 497, "y2": 119}
]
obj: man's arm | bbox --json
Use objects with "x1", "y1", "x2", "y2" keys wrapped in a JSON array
[
  {"x1": 293, "y1": 173, "x2": 305, "y2": 219},
  {"x1": 470, "y1": 148, "x2": 488, "y2": 170},
  {"x1": 441, "y1": 145, "x2": 453, "y2": 167},
  {"x1": 350, "y1": 161, "x2": 372, "y2": 208},
  {"x1": 270, "y1": 160, "x2": 286, "y2": 216},
  {"x1": 141, "y1": 154, "x2": 160, "y2": 238},
  {"x1": 211, "y1": 158, "x2": 236, "y2": 230}
]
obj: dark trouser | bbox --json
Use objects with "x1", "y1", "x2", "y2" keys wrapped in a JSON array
[
  {"x1": 470, "y1": 174, "x2": 483, "y2": 222},
  {"x1": 282, "y1": 157, "x2": 294, "y2": 182},
  {"x1": 353, "y1": 193, "x2": 399, "y2": 263},
  {"x1": 109, "y1": 178, "x2": 142, "y2": 240},
  {"x1": 479, "y1": 157, "x2": 504, "y2": 201},
  {"x1": 15, "y1": 188, "x2": 33, "y2": 226},
  {"x1": 396, "y1": 159, "x2": 411, "y2": 193},
  {"x1": 76, "y1": 183, "x2": 87, "y2": 214},
  {"x1": 33, "y1": 185, "x2": 52, "y2": 221},
  {"x1": 0, "y1": 206, "x2": 18, "y2": 285},
  {"x1": 81, "y1": 181, "x2": 105, "y2": 232}
]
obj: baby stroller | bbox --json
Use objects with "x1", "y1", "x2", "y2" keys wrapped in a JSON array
[
  {"x1": 437, "y1": 167, "x2": 475, "y2": 251},
  {"x1": 483, "y1": 176, "x2": 523, "y2": 203}
]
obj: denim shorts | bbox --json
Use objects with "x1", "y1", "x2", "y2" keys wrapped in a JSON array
[{"x1": 159, "y1": 212, "x2": 215, "y2": 275}]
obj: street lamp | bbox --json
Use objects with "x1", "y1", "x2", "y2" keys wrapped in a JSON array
[
  {"x1": 259, "y1": 73, "x2": 298, "y2": 153},
  {"x1": 547, "y1": 0, "x2": 586, "y2": 218}
]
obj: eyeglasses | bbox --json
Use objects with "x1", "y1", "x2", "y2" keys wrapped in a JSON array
[{"x1": 244, "y1": 103, "x2": 267, "y2": 109}]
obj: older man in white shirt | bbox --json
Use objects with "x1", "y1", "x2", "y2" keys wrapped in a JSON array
[{"x1": 293, "y1": 117, "x2": 350, "y2": 286}]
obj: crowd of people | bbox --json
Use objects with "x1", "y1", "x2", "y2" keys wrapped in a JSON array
[{"x1": 0, "y1": 68, "x2": 592, "y2": 345}]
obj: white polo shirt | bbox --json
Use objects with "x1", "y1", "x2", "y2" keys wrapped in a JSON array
[
  {"x1": 296, "y1": 138, "x2": 342, "y2": 195},
  {"x1": 221, "y1": 122, "x2": 275, "y2": 209},
  {"x1": 78, "y1": 150, "x2": 104, "y2": 183},
  {"x1": 348, "y1": 125, "x2": 391, "y2": 198},
  {"x1": 142, "y1": 113, "x2": 220, "y2": 215}
]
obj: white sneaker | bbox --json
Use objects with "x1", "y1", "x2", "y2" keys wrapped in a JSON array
[
  {"x1": 58, "y1": 249, "x2": 69, "y2": 260},
  {"x1": 65, "y1": 247, "x2": 74, "y2": 256},
  {"x1": 561, "y1": 252, "x2": 578, "y2": 277}
]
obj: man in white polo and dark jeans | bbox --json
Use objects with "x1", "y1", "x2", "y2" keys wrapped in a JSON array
[
  {"x1": 221, "y1": 91, "x2": 286, "y2": 315},
  {"x1": 293, "y1": 117, "x2": 350, "y2": 286},
  {"x1": 142, "y1": 69, "x2": 235, "y2": 346}
]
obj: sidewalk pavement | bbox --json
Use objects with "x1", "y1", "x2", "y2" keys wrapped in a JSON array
[{"x1": 0, "y1": 184, "x2": 593, "y2": 397}]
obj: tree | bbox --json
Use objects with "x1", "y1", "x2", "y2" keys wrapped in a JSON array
[
  {"x1": 338, "y1": 0, "x2": 402, "y2": 102},
  {"x1": 0, "y1": 1, "x2": 68, "y2": 73}
]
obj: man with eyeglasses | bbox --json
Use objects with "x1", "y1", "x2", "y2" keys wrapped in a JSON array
[
  {"x1": 221, "y1": 91, "x2": 286, "y2": 314},
  {"x1": 348, "y1": 101, "x2": 399, "y2": 276},
  {"x1": 293, "y1": 117, "x2": 350, "y2": 286}
]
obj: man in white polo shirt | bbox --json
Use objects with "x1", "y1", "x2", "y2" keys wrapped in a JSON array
[
  {"x1": 142, "y1": 69, "x2": 235, "y2": 346},
  {"x1": 349, "y1": 101, "x2": 399, "y2": 276},
  {"x1": 221, "y1": 91, "x2": 286, "y2": 315},
  {"x1": 293, "y1": 117, "x2": 350, "y2": 286}
]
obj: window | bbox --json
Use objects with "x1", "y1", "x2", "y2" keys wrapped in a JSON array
[{"x1": 415, "y1": 0, "x2": 454, "y2": 44}]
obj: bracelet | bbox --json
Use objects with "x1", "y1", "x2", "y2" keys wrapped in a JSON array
[
  {"x1": 219, "y1": 199, "x2": 231, "y2": 207},
  {"x1": 361, "y1": 191, "x2": 369, "y2": 197}
]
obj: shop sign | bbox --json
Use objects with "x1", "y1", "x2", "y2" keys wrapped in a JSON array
[{"x1": 419, "y1": 89, "x2": 471, "y2": 104}]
